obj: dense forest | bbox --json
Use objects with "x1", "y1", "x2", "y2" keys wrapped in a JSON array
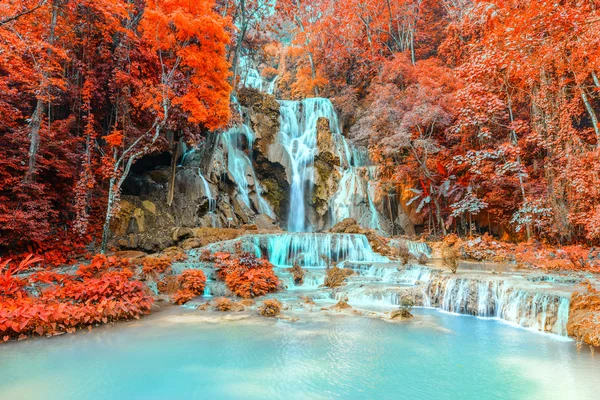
[{"x1": 1, "y1": 0, "x2": 600, "y2": 258}]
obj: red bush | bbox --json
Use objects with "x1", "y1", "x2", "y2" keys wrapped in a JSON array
[
  {"x1": 0, "y1": 254, "x2": 153, "y2": 342},
  {"x1": 215, "y1": 252, "x2": 279, "y2": 298},
  {"x1": 141, "y1": 257, "x2": 172, "y2": 279},
  {"x1": 171, "y1": 269, "x2": 207, "y2": 305}
]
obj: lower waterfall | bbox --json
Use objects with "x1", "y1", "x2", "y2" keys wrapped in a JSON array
[
  {"x1": 252, "y1": 233, "x2": 389, "y2": 267},
  {"x1": 428, "y1": 277, "x2": 571, "y2": 336}
]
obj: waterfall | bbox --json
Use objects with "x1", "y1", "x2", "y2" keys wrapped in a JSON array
[
  {"x1": 430, "y1": 278, "x2": 571, "y2": 336},
  {"x1": 253, "y1": 233, "x2": 389, "y2": 267},
  {"x1": 221, "y1": 124, "x2": 275, "y2": 219},
  {"x1": 239, "y1": 55, "x2": 276, "y2": 94},
  {"x1": 198, "y1": 169, "x2": 216, "y2": 212},
  {"x1": 278, "y1": 98, "x2": 342, "y2": 231}
]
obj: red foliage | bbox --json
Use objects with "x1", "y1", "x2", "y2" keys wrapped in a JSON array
[
  {"x1": 171, "y1": 269, "x2": 207, "y2": 305},
  {"x1": 214, "y1": 252, "x2": 279, "y2": 298},
  {"x1": 0, "y1": 254, "x2": 153, "y2": 342},
  {"x1": 141, "y1": 257, "x2": 172, "y2": 280}
]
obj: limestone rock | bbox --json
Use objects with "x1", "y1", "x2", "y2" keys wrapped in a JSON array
[
  {"x1": 255, "y1": 213, "x2": 278, "y2": 230},
  {"x1": 172, "y1": 227, "x2": 194, "y2": 242}
]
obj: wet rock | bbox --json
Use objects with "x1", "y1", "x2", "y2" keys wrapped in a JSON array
[
  {"x1": 330, "y1": 300, "x2": 352, "y2": 311},
  {"x1": 389, "y1": 309, "x2": 413, "y2": 320},
  {"x1": 258, "y1": 299, "x2": 282, "y2": 317}
]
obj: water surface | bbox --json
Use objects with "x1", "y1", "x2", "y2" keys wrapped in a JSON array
[{"x1": 0, "y1": 308, "x2": 598, "y2": 399}]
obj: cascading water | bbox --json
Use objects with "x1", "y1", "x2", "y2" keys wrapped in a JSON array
[
  {"x1": 278, "y1": 98, "x2": 343, "y2": 231},
  {"x1": 239, "y1": 55, "x2": 276, "y2": 94},
  {"x1": 388, "y1": 239, "x2": 432, "y2": 258},
  {"x1": 221, "y1": 124, "x2": 275, "y2": 219},
  {"x1": 198, "y1": 169, "x2": 216, "y2": 213},
  {"x1": 253, "y1": 233, "x2": 389, "y2": 267},
  {"x1": 429, "y1": 277, "x2": 571, "y2": 336}
]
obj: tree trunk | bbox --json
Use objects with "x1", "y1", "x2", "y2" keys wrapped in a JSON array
[
  {"x1": 167, "y1": 138, "x2": 180, "y2": 207},
  {"x1": 25, "y1": 100, "x2": 45, "y2": 181},
  {"x1": 25, "y1": 1, "x2": 59, "y2": 181},
  {"x1": 579, "y1": 85, "x2": 600, "y2": 144},
  {"x1": 101, "y1": 177, "x2": 116, "y2": 254}
]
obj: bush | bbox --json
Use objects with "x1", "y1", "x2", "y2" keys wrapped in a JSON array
[
  {"x1": 0, "y1": 255, "x2": 153, "y2": 341},
  {"x1": 570, "y1": 282, "x2": 600, "y2": 351},
  {"x1": 214, "y1": 252, "x2": 279, "y2": 298},
  {"x1": 212, "y1": 297, "x2": 234, "y2": 312},
  {"x1": 258, "y1": 299, "x2": 282, "y2": 317},
  {"x1": 171, "y1": 269, "x2": 207, "y2": 305},
  {"x1": 324, "y1": 266, "x2": 355, "y2": 288},
  {"x1": 172, "y1": 290, "x2": 196, "y2": 305},
  {"x1": 288, "y1": 264, "x2": 305, "y2": 285},
  {"x1": 178, "y1": 269, "x2": 206, "y2": 294},
  {"x1": 141, "y1": 257, "x2": 172, "y2": 280},
  {"x1": 442, "y1": 246, "x2": 459, "y2": 273},
  {"x1": 396, "y1": 242, "x2": 411, "y2": 265}
]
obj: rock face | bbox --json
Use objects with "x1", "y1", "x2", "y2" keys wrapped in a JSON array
[{"x1": 311, "y1": 117, "x2": 341, "y2": 230}]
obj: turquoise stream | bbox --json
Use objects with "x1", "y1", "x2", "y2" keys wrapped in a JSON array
[{"x1": 0, "y1": 307, "x2": 598, "y2": 400}]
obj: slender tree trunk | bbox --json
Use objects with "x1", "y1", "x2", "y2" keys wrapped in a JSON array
[
  {"x1": 579, "y1": 85, "x2": 600, "y2": 144},
  {"x1": 167, "y1": 137, "x2": 180, "y2": 207},
  {"x1": 101, "y1": 177, "x2": 116, "y2": 254},
  {"x1": 506, "y1": 86, "x2": 531, "y2": 240},
  {"x1": 25, "y1": 0, "x2": 58, "y2": 181}
]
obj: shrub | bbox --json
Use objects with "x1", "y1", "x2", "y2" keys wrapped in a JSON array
[
  {"x1": 0, "y1": 257, "x2": 153, "y2": 341},
  {"x1": 172, "y1": 290, "x2": 196, "y2": 305},
  {"x1": 396, "y1": 242, "x2": 411, "y2": 265},
  {"x1": 77, "y1": 254, "x2": 131, "y2": 279},
  {"x1": 288, "y1": 264, "x2": 305, "y2": 285},
  {"x1": 417, "y1": 253, "x2": 429, "y2": 265},
  {"x1": 324, "y1": 266, "x2": 355, "y2": 288},
  {"x1": 178, "y1": 269, "x2": 206, "y2": 294},
  {"x1": 0, "y1": 254, "x2": 153, "y2": 342},
  {"x1": 258, "y1": 299, "x2": 282, "y2": 317},
  {"x1": 212, "y1": 297, "x2": 233, "y2": 312},
  {"x1": 442, "y1": 246, "x2": 459, "y2": 273},
  {"x1": 141, "y1": 257, "x2": 172, "y2": 280},
  {"x1": 215, "y1": 252, "x2": 279, "y2": 298},
  {"x1": 570, "y1": 282, "x2": 600, "y2": 351},
  {"x1": 171, "y1": 269, "x2": 207, "y2": 305}
]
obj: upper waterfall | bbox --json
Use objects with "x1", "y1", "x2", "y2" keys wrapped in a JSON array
[{"x1": 278, "y1": 98, "x2": 342, "y2": 232}]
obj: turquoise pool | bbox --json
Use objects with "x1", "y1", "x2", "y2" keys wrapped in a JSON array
[{"x1": 0, "y1": 308, "x2": 598, "y2": 399}]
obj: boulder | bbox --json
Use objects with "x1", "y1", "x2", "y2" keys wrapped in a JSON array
[
  {"x1": 255, "y1": 213, "x2": 278, "y2": 230},
  {"x1": 172, "y1": 227, "x2": 194, "y2": 242}
]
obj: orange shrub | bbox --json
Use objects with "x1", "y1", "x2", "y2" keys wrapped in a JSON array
[
  {"x1": 172, "y1": 290, "x2": 196, "y2": 305},
  {"x1": 171, "y1": 269, "x2": 207, "y2": 305},
  {"x1": 141, "y1": 257, "x2": 172, "y2": 279},
  {"x1": 215, "y1": 252, "x2": 279, "y2": 298},
  {"x1": 178, "y1": 269, "x2": 206, "y2": 294},
  {"x1": 0, "y1": 254, "x2": 153, "y2": 342}
]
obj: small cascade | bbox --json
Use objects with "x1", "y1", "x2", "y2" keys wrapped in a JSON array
[
  {"x1": 275, "y1": 268, "x2": 326, "y2": 291},
  {"x1": 198, "y1": 169, "x2": 216, "y2": 212},
  {"x1": 239, "y1": 55, "x2": 276, "y2": 94},
  {"x1": 334, "y1": 287, "x2": 401, "y2": 308},
  {"x1": 396, "y1": 265, "x2": 432, "y2": 285},
  {"x1": 221, "y1": 124, "x2": 275, "y2": 219},
  {"x1": 253, "y1": 233, "x2": 389, "y2": 267},
  {"x1": 388, "y1": 239, "x2": 433, "y2": 258},
  {"x1": 429, "y1": 277, "x2": 571, "y2": 336}
]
